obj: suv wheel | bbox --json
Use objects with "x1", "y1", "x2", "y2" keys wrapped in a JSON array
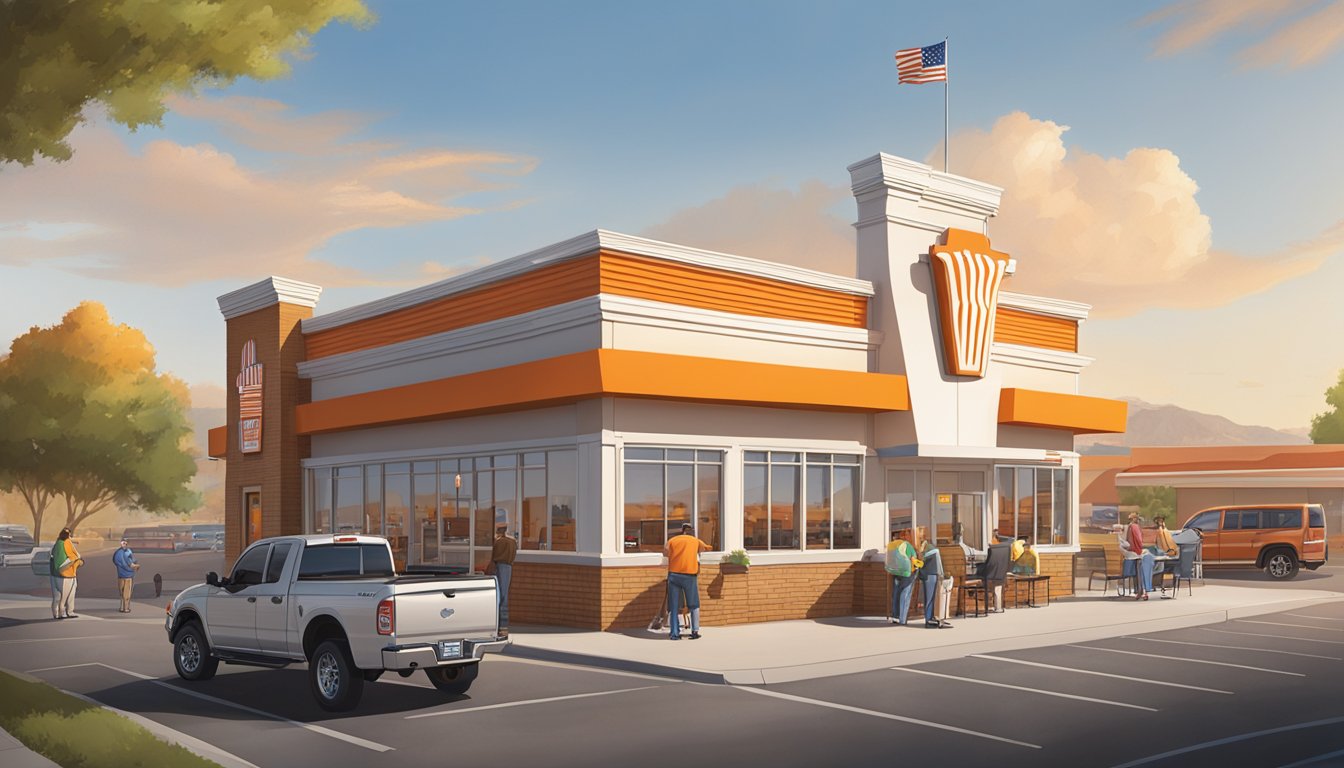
[
  {"x1": 309, "y1": 640, "x2": 364, "y2": 711},
  {"x1": 425, "y1": 662, "x2": 479, "y2": 695},
  {"x1": 173, "y1": 622, "x2": 219, "y2": 681},
  {"x1": 1264, "y1": 549, "x2": 1300, "y2": 580}
]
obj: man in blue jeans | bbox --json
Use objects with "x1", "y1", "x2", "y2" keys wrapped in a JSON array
[
  {"x1": 664, "y1": 523, "x2": 710, "y2": 640},
  {"x1": 488, "y1": 525, "x2": 516, "y2": 636}
]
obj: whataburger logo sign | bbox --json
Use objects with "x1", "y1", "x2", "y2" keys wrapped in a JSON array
[
  {"x1": 237, "y1": 339, "x2": 263, "y2": 454},
  {"x1": 929, "y1": 229, "x2": 1016, "y2": 378}
]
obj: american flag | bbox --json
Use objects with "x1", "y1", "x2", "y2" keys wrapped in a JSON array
[{"x1": 895, "y1": 41, "x2": 947, "y2": 84}]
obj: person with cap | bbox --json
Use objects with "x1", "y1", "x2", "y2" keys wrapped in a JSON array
[
  {"x1": 112, "y1": 539, "x2": 140, "y2": 613},
  {"x1": 663, "y1": 522, "x2": 710, "y2": 640},
  {"x1": 486, "y1": 523, "x2": 517, "y2": 636},
  {"x1": 49, "y1": 528, "x2": 82, "y2": 619}
]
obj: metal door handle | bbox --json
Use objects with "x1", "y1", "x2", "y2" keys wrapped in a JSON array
[
  {"x1": 247, "y1": 596, "x2": 256, "y2": 603},
  {"x1": 271, "y1": 596, "x2": 283, "y2": 604},
  {"x1": 442, "y1": 591, "x2": 455, "y2": 598}
]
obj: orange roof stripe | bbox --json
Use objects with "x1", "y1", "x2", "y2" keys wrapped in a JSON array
[
  {"x1": 295, "y1": 350, "x2": 909, "y2": 435},
  {"x1": 998, "y1": 388, "x2": 1127, "y2": 435},
  {"x1": 994, "y1": 307, "x2": 1077, "y2": 352}
]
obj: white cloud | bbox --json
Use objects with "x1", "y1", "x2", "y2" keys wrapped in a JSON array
[
  {"x1": 934, "y1": 112, "x2": 1340, "y2": 316},
  {"x1": 0, "y1": 99, "x2": 538, "y2": 287},
  {"x1": 1144, "y1": 0, "x2": 1344, "y2": 69}
]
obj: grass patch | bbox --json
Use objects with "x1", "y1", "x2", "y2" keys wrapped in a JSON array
[{"x1": 0, "y1": 670, "x2": 222, "y2": 768}]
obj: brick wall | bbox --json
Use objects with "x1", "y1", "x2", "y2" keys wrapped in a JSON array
[{"x1": 223, "y1": 302, "x2": 312, "y2": 564}]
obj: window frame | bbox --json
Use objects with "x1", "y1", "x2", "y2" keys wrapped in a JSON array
[
  {"x1": 994, "y1": 464, "x2": 1073, "y2": 548},
  {"x1": 622, "y1": 446, "x2": 724, "y2": 554}
]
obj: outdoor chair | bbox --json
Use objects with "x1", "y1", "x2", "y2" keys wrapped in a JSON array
[
  {"x1": 1164, "y1": 542, "x2": 1197, "y2": 598},
  {"x1": 1088, "y1": 559, "x2": 1136, "y2": 596},
  {"x1": 960, "y1": 543, "x2": 1010, "y2": 614}
]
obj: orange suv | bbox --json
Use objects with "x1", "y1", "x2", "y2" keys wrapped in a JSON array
[{"x1": 1181, "y1": 503, "x2": 1327, "y2": 579}]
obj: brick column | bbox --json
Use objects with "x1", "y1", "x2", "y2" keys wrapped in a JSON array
[{"x1": 217, "y1": 278, "x2": 322, "y2": 564}]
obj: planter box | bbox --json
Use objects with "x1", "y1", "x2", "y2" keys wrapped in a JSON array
[{"x1": 720, "y1": 563, "x2": 749, "y2": 575}]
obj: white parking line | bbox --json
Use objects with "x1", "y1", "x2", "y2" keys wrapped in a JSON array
[
  {"x1": 970, "y1": 655, "x2": 1232, "y2": 694},
  {"x1": 1200, "y1": 627, "x2": 1344, "y2": 645},
  {"x1": 0, "y1": 634, "x2": 119, "y2": 645},
  {"x1": 1109, "y1": 714, "x2": 1344, "y2": 767},
  {"x1": 732, "y1": 686, "x2": 1040, "y2": 749},
  {"x1": 29, "y1": 662, "x2": 393, "y2": 753},
  {"x1": 1065, "y1": 645, "x2": 1304, "y2": 676},
  {"x1": 405, "y1": 685, "x2": 663, "y2": 719},
  {"x1": 1279, "y1": 746, "x2": 1344, "y2": 767},
  {"x1": 892, "y1": 667, "x2": 1156, "y2": 710},
  {"x1": 1236, "y1": 619, "x2": 1344, "y2": 632},
  {"x1": 1284, "y1": 613, "x2": 1344, "y2": 622},
  {"x1": 1129, "y1": 636, "x2": 1340, "y2": 660}
]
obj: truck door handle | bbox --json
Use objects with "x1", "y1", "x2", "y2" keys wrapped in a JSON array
[
  {"x1": 247, "y1": 597, "x2": 256, "y2": 603},
  {"x1": 442, "y1": 591, "x2": 455, "y2": 598},
  {"x1": 271, "y1": 596, "x2": 283, "y2": 604}
]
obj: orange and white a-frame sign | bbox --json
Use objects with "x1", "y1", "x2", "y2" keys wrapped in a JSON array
[
  {"x1": 237, "y1": 340, "x2": 264, "y2": 454},
  {"x1": 929, "y1": 229, "x2": 1016, "y2": 378}
]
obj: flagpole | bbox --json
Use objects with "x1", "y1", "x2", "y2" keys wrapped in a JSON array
[{"x1": 943, "y1": 36, "x2": 949, "y2": 173}]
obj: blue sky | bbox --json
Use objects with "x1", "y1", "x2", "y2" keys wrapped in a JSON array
[{"x1": 2, "y1": 0, "x2": 1342, "y2": 430}]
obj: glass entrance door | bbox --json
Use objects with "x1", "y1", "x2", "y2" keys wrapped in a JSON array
[
  {"x1": 933, "y1": 491, "x2": 986, "y2": 550},
  {"x1": 440, "y1": 467, "x2": 473, "y2": 572}
]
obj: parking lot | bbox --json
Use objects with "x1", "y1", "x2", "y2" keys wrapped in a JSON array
[{"x1": 5, "y1": 585, "x2": 1344, "y2": 767}]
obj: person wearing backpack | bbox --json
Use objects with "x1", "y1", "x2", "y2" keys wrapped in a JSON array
[
  {"x1": 914, "y1": 527, "x2": 952, "y2": 629},
  {"x1": 49, "y1": 528, "x2": 82, "y2": 619},
  {"x1": 885, "y1": 529, "x2": 921, "y2": 625}
]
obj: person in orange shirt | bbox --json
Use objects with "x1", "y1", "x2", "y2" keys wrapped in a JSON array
[
  {"x1": 49, "y1": 528, "x2": 82, "y2": 619},
  {"x1": 663, "y1": 523, "x2": 710, "y2": 640}
]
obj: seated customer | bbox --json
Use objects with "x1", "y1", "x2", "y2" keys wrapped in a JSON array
[
  {"x1": 1153, "y1": 515, "x2": 1178, "y2": 557},
  {"x1": 1010, "y1": 536, "x2": 1039, "y2": 575}
]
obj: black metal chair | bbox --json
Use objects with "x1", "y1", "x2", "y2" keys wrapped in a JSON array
[
  {"x1": 1165, "y1": 543, "x2": 1197, "y2": 598},
  {"x1": 961, "y1": 543, "x2": 1011, "y2": 613},
  {"x1": 1089, "y1": 557, "x2": 1136, "y2": 596}
]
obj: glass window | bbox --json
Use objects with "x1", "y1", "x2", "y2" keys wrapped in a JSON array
[
  {"x1": 624, "y1": 447, "x2": 723, "y2": 553},
  {"x1": 994, "y1": 465, "x2": 1073, "y2": 547},
  {"x1": 805, "y1": 465, "x2": 830, "y2": 550},
  {"x1": 522, "y1": 467, "x2": 547, "y2": 550},
  {"x1": 886, "y1": 469, "x2": 915, "y2": 538},
  {"x1": 1224, "y1": 510, "x2": 1242, "y2": 530},
  {"x1": 364, "y1": 465, "x2": 382, "y2": 535},
  {"x1": 298, "y1": 545, "x2": 362, "y2": 578},
  {"x1": 363, "y1": 544, "x2": 394, "y2": 577},
  {"x1": 311, "y1": 468, "x2": 332, "y2": 534},
  {"x1": 413, "y1": 461, "x2": 436, "y2": 474},
  {"x1": 1236, "y1": 509, "x2": 1261, "y2": 530},
  {"x1": 548, "y1": 450, "x2": 577, "y2": 552},
  {"x1": 1262, "y1": 508, "x2": 1301, "y2": 529},
  {"x1": 335, "y1": 467, "x2": 363, "y2": 534},
  {"x1": 494, "y1": 454, "x2": 517, "y2": 469},
  {"x1": 1052, "y1": 469, "x2": 1070, "y2": 545},
  {"x1": 770, "y1": 463, "x2": 799, "y2": 550},
  {"x1": 523, "y1": 452, "x2": 546, "y2": 467},
  {"x1": 1035, "y1": 468, "x2": 1052, "y2": 547},
  {"x1": 744, "y1": 463, "x2": 768, "y2": 551},
  {"x1": 996, "y1": 467, "x2": 1014, "y2": 541},
  {"x1": 1309, "y1": 506, "x2": 1326, "y2": 528},
  {"x1": 495, "y1": 469, "x2": 517, "y2": 539},
  {"x1": 1014, "y1": 467, "x2": 1033, "y2": 541},
  {"x1": 803, "y1": 454, "x2": 861, "y2": 550},
  {"x1": 833, "y1": 464, "x2": 859, "y2": 549},
  {"x1": 231, "y1": 545, "x2": 269, "y2": 586},
  {"x1": 265, "y1": 542, "x2": 293, "y2": 584},
  {"x1": 1185, "y1": 510, "x2": 1221, "y2": 531},
  {"x1": 384, "y1": 473, "x2": 410, "y2": 568},
  {"x1": 385, "y1": 462, "x2": 410, "y2": 475},
  {"x1": 413, "y1": 471, "x2": 438, "y2": 564}
]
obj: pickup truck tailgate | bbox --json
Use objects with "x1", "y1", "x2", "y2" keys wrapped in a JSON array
[{"x1": 391, "y1": 578, "x2": 497, "y2": 645}]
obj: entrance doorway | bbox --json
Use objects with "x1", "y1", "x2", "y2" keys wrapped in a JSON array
[
  {"x1": 933, "y1": 491, "x2": 985, "y2": 550},
  {"x1": 243, "y1": 489, "x2": 262, "y2": 545}
]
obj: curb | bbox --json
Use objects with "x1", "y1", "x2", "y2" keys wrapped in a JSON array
[
  {"x1": 503, "y1": 593, "x2": 1344, "y2": 686},
  {"x1": 1, "y1": 667, "x2": 258, "y2": 768}
]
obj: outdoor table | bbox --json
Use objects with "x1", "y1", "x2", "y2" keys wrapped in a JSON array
[{"x1": 1008, "y1": 574, "x2": 1051, "y2": 607}]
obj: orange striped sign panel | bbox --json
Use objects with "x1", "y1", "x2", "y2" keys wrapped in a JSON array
[
  {"x1": 993, "y1": 307, "x2": 1078, "y2": 352},
  {"x1": 303, "y1": 251, "x2": 869, "y2": 361},
  {"x1": 236, "y1": 339, "x2": 263, "y2": 453}
]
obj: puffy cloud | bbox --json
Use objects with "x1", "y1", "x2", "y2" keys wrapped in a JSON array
[
  {"x1": 189, "y1": 383, "x2": 226, "y2": 409},
  {"x1": 934, "y1": 112, "x2": 1340, "y2": 316},
  {"x1": 1144, "y1": 0, "x2": 1344, "y2": 69},
  {"x1": 0, "y1": 99, "x2": 538, "y2": 287},
  {"x1": 641, "y1": 181, "x2": 856, "y2": 277}
]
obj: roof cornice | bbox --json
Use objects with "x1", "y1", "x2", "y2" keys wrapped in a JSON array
[
  {"x1": 847, "y1": 153, "x2": 1003, "y2": 220},
  {"x1": 217, "y1": 277, "x2": 322, "y2": 320}
]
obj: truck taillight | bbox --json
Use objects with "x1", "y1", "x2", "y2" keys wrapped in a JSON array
[{"x1": 377, "y1": 599, "x2": 394, "y2": 635}]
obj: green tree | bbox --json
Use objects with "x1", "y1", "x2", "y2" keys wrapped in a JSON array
[
  {"x1": 1311, "y1": 369, "x2": 1344, "y2": 444},
  {"x1": 1118, "y1": 485, "x2": 1176, "y2": 524},
  {"x1": 0, "y1": 303, "x2": 200, "y2": 538},
  {"x1": 0, "y1": 0, "x2": 372, "y2": 165}
]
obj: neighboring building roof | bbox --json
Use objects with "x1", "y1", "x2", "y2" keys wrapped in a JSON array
[{"x1": 1123, "y1": 448, "x2": 1344, "y2": 474}]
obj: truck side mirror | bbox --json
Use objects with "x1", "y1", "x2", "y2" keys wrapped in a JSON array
[{"x1": 206, "y1": 571, "x2": 219, "y2": 586}]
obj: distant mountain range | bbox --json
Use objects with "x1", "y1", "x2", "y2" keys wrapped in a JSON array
[{"x1": 1075, "y1": 398, "x2": 1311, "y2": 454}]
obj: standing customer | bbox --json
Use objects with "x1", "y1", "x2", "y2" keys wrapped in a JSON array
[
  {"x1": 112, "y1": 540, "x2": 140, "y2": 612},
  {"x1": 49, "y1": 528, "x2": 82, "y2": 619},
  {"x1": 886, "y1": 529, "x2": 920, "y2": 625},
  {"x1": 914, "y1": 527, "x2": 952, "y2": 629},
  {"x1": 487, "y1": 524, "x2": 517, "y2": 637},
  {"x1": 1126, "y1": 512, "x2": 1155, "y2": 601},
  {"x1": 664, "y1": 523, "x2": 710, "y2": 640}
]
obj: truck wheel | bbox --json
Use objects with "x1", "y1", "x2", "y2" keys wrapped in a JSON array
[
  {"x1": 1264, "y1": 549, "x2": 1300, "y2": 580},
  {"x1": 425, "y1": 662, "x2": 479, "y2": 695},
  {"x1": 173, "y1": 622, "x2": 219, "y2": 681},
  {"x1": 310, "y1": 640, "x2": 364, "y2": 712}
]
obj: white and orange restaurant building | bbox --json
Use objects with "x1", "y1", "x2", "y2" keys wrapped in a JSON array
[{"x1": 208, "y1": 152, "x2": 1127, "y2": 629}]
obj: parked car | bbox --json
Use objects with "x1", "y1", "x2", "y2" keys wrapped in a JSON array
[
  {"x1": 185, "y1": 531, "x2": 225, "y2": 551},
  {"x1": 1182, "y1": 503, "x2": 1327, "y2": 579},
  {"x1": 165, "y1": 534, "x2": 504, "y2": 711},
  {"x1": 0, "y1": 525, "x2": 36, "y2": 564},
  {"x1": 2, "y1": 545, "x2": 42, "y2": 568},
  {"x1": 30, "y1": 548, "x2": 51, "y2": 577}
]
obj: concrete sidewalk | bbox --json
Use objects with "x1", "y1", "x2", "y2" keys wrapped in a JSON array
[{"x1": 502, "y1": 584, "x2": 1344, "y2": 685}]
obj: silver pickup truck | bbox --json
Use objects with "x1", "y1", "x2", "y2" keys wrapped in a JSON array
[{"x1": 165, "y1": 534, "x2": 506, "y2": 711}]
